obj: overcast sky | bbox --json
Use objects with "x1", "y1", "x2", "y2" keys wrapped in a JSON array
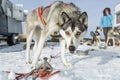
[{"x1": 10, "y1": 0, "x2": 120, "y2": 38}]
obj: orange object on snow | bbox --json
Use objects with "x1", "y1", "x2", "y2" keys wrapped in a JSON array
[{"x1": 3, "y1": 70, "x2": 60, "y2": 80}]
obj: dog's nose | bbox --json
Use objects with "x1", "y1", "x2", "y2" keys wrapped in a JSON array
[{"x1": 69, "y1": 45, "x2": 75, "y2": 52}]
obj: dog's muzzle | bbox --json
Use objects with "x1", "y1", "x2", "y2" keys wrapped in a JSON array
[{"x1": 69, "y1": 45, "x2": 75, "y2": 53}]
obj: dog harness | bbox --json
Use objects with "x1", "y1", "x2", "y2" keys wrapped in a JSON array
[
  {"x1": 37, "y1": 4, "x2": 52, "y2": 27},
  {"x1": 37, "y1": 3, "x2": 68, "y2": 28},
  {"x1": 37, "y1": 7, "x2": 46, "y2": 27}
]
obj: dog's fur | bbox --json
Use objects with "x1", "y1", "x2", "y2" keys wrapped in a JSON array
[
  {"x1": 17, "y1": 1, "x2": 88, "y2": 68},
  {"x1": 90, "y1": 27, "x2": 102, "y2": 46},
  {"x1": 107, "y1": 27, "x2": 120, "y2": 46}
]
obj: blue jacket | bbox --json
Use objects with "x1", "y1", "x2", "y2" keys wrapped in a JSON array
[{"x1": 100, "y1": 14, "x2": 113, "y2": 28}]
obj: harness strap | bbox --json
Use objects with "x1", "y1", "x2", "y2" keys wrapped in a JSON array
[
  {"x1": 37, "y1": 3, "x2": 68, "y2": 27},
  {"x1": 37, "y1": 7, "x2": 46, "y2": 27}
]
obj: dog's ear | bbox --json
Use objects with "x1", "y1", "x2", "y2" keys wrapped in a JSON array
[
  {"x1": 79, "y1": 12, "x2": 88, "y2": 26},
  {"x1": 59, "y1": 12, "x2": 70, "y2": 26}
]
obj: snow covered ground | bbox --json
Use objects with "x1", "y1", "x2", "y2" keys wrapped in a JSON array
[{"x1": 0, "y1": 43, "x2": 120, "y2": 80}]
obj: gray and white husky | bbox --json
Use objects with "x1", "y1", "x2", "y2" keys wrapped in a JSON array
[
  {"x1": 17, "y1": 1, "x2": 88, "y2": 68},
  {"x1": 107, "y1": 27, "x2": 120, "y2": 46},
  {"x1": 90, "y1": 27, "x2": 102, "y2": 46}
]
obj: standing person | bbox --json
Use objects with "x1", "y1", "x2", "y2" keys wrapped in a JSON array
[{"x1": 100, "y1": 8, "x2": 113, "y2": 42}]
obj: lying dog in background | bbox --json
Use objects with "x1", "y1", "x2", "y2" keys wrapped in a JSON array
[
  {"x1": 107, "y1": 27, "x2": 120, "y2": 46},
  {"x1": 90, "y1": 27, "x2": 102, "y2": 46},
  {"x1": 16, "y1": 1, "x2": 88, "y2": 68}
]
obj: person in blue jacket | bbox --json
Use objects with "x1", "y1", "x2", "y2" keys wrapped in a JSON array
[{"x1": 100, "y1": 8, "x2": 113, "y2": 42}]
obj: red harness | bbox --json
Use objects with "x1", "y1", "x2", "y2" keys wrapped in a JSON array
[
  {"x1": 37, "y1": 3, "x2": 68, "y2": 27},
  {"x1": 37, "y1": 4, "x2": 52, "y2": 27},
  {"x1": 37, "y1": 7, "x2": 46, "y2": 27}
]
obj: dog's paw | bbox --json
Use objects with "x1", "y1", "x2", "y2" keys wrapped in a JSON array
[
  {"x1": 31, "y1": 65, "x2": 38, "y2": 69},
  {"x1": 26, "y1": 60, "x2": 32, "y2": 64},
  {"x1": 64, "y1": 63, "x2": 72, "y2": 67},
  {"x1": 31, "y1": 66, "x2": 35, "y2": 69}
]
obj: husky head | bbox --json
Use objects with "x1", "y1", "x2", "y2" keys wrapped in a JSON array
[
  {"x1": 60, "y1": 12, "x2": 88, "y2": 53},
  {"x1": 96, "y1": 26, "x2": 102, "y2": 33}
]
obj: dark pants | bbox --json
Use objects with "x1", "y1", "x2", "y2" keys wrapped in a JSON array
[{"x1": 103, "y1": 27, "x2": 112, "y2": 42}]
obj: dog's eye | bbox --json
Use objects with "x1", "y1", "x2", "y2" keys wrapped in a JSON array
[
  {"x1": 76, "y1": 32, "x2": 81, "y2": 36},
  {"x1": 65, "y1": 31, "x2": 70, "y2": 35}
]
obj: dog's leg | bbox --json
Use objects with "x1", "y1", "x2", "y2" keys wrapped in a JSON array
[
  {"x1": 106, "y1": 37, "x2": 109, "y2": 46},
  {"x1": 32, "y1": 30, "x2": 49, "y2": 68},
  {"x1": 96, "y1": 40, "x2": 99, "y2": 46},
  {"x1": 99, "y1": 39, "x2": 101, "y2": 45},
  {"x1": 98, "y1": 38, "x2": 101, "y2": 46},
  {"x1": 33, "y1": 42, "x2": 36, "y2": 52},
  {"x1": 26, "y1": 29, "x2": 35, "y2": 64},
  {"x1": 97, "y1": 41, "x2": 100, "y2": 46},
  {"x1": 112, "y1": 38, "x2": 115, "y2": 47},
  {"x1": 60, "y1": 38, "x2": 72, "y2": 67},
  {"x1": 33, "y1": 29, "x2": 40, "y2": 54}
]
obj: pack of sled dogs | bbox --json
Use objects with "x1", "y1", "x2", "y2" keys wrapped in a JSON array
[
  {"x1": 16, "y1": 1, "x2": 88, "y2": 68},
  {"x1": 90, "y1": 27, "x2": 120, "y2": 46}
]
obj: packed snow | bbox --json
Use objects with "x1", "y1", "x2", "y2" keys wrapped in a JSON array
[{"x1": 0, "y1": 43, "x2": 120, "y2": 80}]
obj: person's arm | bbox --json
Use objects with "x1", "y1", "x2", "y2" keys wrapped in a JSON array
[
  {"x1": 100, "y1": 17, "x2": 103, "y2": 27},
  {"x1": 107, "y1": 14, "x2": 113, "y2": 21}
]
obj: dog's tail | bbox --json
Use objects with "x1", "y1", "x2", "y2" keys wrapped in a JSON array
[{"x1": 15, "y1": 33, "x2": 27, "y2": 40}]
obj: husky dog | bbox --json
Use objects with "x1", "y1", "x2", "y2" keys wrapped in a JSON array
[
  {"x1": 17, "y1": 1, "x2": 88, "y2": 68},
  {"x1": 107, "y1": 27, "x2": 120, "y2": 46},
  {"x1": 90, "y1": 27, "x2": 102, "y2": 46}
]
